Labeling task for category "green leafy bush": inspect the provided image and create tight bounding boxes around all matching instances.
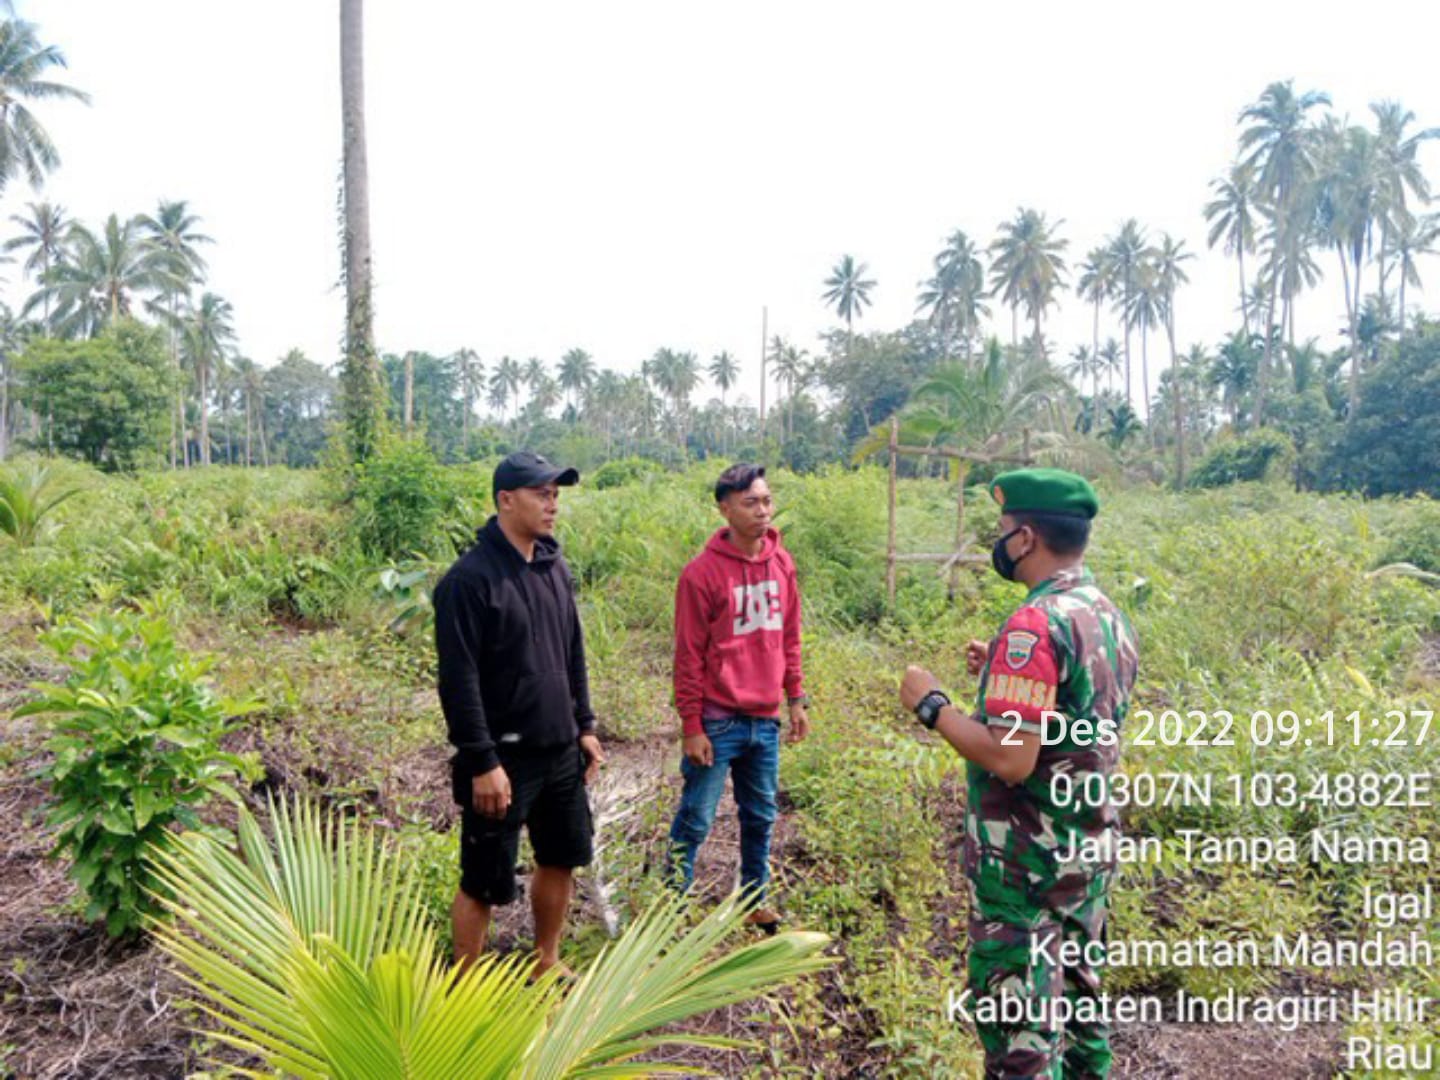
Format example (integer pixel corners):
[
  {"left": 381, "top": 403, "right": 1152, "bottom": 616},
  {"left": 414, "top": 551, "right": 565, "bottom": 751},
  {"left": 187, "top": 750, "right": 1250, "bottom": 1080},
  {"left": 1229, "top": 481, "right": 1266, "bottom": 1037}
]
[
  {"left": 590, "top": 455, "right": 664, "bottom": 490},
  {"left": 18, "top": 606, "right": 261, "bottom": 936},
  {"left": 350, "top": 437, "right": 456, "bottom": 560},
  {"left": 1187, "top": 429, "right": 1296, "bottom": 489},
  {"left": 1379, "top": 496, "right": 1440, "bottom": 574}
]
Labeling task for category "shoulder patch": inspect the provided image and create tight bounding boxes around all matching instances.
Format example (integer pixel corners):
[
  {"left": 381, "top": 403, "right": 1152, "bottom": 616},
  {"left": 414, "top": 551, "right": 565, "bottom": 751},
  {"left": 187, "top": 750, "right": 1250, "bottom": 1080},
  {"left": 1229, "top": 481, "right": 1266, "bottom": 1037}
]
[{"left": 1004, "top": 629, "right": 1039, "bottom": 668}]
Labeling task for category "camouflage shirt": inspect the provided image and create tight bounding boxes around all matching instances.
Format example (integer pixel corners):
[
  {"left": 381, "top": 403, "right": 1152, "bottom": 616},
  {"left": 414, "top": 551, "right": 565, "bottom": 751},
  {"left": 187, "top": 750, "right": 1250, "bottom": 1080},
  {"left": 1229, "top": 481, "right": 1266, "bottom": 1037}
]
[{"left": 965, "top": 566, "right": 1140, "bottom": 911}]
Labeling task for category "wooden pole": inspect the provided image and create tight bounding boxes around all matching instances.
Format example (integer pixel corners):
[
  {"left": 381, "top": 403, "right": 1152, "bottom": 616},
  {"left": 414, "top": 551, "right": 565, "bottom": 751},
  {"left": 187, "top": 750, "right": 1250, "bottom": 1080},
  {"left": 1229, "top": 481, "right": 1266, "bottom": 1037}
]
[
  {"left": 886, "top": 416, "right": 898, "bottom": 608},
  {"left": 950, "top": 462, "right": 966, "bottom": 601}
]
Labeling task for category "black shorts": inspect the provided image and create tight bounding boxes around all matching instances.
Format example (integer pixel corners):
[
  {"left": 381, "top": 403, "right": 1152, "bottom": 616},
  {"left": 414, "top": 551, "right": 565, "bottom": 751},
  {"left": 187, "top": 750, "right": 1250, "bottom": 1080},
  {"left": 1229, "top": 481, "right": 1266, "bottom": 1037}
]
[{"left": 455, "top": 743, "right": 594, "bottom": 906}]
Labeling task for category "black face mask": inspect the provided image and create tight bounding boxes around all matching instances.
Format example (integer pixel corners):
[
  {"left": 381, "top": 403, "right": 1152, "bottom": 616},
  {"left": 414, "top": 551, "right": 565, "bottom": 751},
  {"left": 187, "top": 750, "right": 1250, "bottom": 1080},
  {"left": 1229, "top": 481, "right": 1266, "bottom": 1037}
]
[{"left": 991, "top": 526, "right": 1030, "bottom": 581}]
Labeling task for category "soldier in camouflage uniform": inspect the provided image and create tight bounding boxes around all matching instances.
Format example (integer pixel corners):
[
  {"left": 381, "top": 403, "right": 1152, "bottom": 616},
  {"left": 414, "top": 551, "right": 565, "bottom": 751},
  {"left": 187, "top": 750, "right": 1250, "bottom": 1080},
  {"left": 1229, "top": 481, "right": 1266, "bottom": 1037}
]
[{"left": 900, "top": 468, "right": 1139, "bottom": 1079}]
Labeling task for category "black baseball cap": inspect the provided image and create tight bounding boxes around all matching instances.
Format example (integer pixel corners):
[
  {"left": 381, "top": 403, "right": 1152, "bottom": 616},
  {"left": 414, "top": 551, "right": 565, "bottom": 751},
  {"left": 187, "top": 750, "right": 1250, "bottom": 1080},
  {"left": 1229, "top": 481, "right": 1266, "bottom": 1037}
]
[{"left": 492, "top": 450, "right": 580, "bottom": 501}]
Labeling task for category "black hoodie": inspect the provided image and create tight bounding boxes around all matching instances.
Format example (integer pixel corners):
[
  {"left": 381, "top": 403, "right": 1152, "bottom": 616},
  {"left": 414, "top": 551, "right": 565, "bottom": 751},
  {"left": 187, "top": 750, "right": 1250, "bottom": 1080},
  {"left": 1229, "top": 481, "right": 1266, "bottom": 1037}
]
[{"left": 434, "top": 516, "right": 595, "bottom": 777}]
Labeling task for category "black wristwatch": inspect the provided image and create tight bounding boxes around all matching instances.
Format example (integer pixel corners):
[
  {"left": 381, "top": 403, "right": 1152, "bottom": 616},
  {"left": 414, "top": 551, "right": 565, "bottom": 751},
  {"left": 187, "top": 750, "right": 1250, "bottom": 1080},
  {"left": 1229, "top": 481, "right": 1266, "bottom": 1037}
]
[{"left": 915, "top": 689, "right": 951, "bottom": 730}]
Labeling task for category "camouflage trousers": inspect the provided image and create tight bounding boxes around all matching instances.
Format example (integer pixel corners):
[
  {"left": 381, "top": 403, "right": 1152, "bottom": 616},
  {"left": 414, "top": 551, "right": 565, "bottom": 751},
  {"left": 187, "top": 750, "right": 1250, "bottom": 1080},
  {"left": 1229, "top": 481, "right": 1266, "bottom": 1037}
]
[{"left": 966, "top": 868, "right": 1114, "bottom": 1079}]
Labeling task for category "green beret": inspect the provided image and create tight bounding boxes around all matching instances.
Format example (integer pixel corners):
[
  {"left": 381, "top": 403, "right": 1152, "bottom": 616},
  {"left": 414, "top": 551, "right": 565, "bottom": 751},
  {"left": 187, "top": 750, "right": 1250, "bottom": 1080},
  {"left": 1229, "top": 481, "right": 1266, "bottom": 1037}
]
[{"left": 990, "top": 468, "right": 1099, "bottom": 519}]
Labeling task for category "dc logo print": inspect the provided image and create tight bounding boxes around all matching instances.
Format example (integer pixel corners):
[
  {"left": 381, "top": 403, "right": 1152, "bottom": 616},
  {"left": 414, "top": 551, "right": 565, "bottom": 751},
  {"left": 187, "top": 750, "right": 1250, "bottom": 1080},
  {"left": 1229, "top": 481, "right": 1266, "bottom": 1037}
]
[{"left": 733, "top": 581, "right": 782, "bottom": 636}]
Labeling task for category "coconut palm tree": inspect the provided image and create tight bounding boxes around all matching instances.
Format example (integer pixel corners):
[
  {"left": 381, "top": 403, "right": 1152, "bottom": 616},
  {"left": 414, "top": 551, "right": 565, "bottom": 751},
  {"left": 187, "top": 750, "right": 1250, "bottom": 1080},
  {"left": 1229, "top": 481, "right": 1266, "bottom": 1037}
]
[
  {"left": 670, "top": 350, "right": 700, "bottom": 449},
  {"left": 1387, "top": 211, "right": 1440, "bottom": 334},
  {"left": 1065, "top": 345, "right": 1100, "bottom": 400},
  {"left": 1121, "top": 255, "right": 1163, "bottom": 427},
  {"left": 1314, "top": 121, "right": 1381, "bottom": 411},
  {"left": 1105, "top": 220, "right": 1151, "bottom": 408},
  {"left": 451, "top": 347, "right": 481, "bottom": 455},
  {"left": 590, "top": 368, "right": 625, "bottom": 456},
  {"left": 1238, "top": 80, "right": 1330, "bottom": 423},
  {"left": 28, "top": 215, "right": 172, "bottom": 337},
  {"left": 522, "top": 357, "right": 546, "bottom": 399},
  {"left": 917, "top": 229, "right": 987, "bottom": 360},
  {"left": 0, "top": 18, "right": 89, "bottom": 194},
  {"left": 232, "top": 355, "right": 261, "bottom": 466},
  {"left": 821, "top": 254, "right": 876, "bottom": 357},
  {"left": 1210, "top": 331, "right": 1260, "bottom": 427},
  {"left": 489, "top": 356, "right": 522, "bottom": 423},
  {"left": 138, "top": 200, "right": 213, "bottom": 467},
  {"left": 1204, "top": 163, "right": 1260, "bottom": 334},
  {"left": 182, "top": 292, "right": 235, "bottom": 466},
  {"left": 707, "top": 350, "right": 739, "bottom": 452},
  {"left": 5, "top": 201, "right": 70, "bottom": 329},
  {"left": 526, "top": 372, "right": 560, "bottom": 419},
  {"left": 861, "top": 340, "right": 1068, "bottom": 524},
  {"left": 1076, "top": 247, "right": 1116, "bottom": 381},
  {"left": 149, "top": 797, "right": 830, "bottom": 1080},
  {"left": 556, "top": 347, "right": 595, "bottom": 418},
  {"left": 988, "top": 208, "right": 1069, "bottom": 353},
  {"left": 1370, "top": 100, "right": 1439, "bottom": 305},
  {"left": 1097, "top": 338, "right": 1123, "bottom": 396},
  {"left": 1153, "top": 234, "right": 1194, "bottom": 389},
  {"left": 340, "top": 0, "right": 384, "bottom": 462},
  {"left": 707, "top": 350, "right": 738, "bottom": 404},
  {"left": 771, "top": 344, "right": 809, "bottom": 441}
]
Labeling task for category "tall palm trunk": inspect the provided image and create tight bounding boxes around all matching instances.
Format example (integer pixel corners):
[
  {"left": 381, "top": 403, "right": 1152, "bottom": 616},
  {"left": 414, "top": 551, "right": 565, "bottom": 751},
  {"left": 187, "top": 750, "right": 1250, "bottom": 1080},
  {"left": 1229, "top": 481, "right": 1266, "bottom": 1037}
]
[
  {"left": 168, "top": 292, "right": 182, "bottom": 469},
  {"left": 1399, "top": 271, "right": 1408, "bottom": 336},
  {"left": 199, "top": 360, "right": 211, "bottom": 466},
  {"left": 1377, "top": 219, "right": 1390, "bottom": 309},
  {"left": 222, "top": 376, "right": 234, "bottom": 464},
  {"left": 244, "top": 390, "right": 253, "bottom": 466},
  {"left": 1090, "top": 299, "right": 1100, "bottom": 397},
  {"left": 340, "top": 0, "right": 384, "bottom": 462},
  {"left": 1348, "top": 241, "right": 1365, "bottom": 413},
  {"left": 1167, "top": 316, "right": 1183, "bottom": 478},
  {"left": 1140, "top": 325, "right": 1151, "bottom": 427},
  {"left": 1122, "top": 274, "right": 1133, "bottom": 406},
  {"left": 1237, "top": 247, "right": 1249, "bottom": 335},
  {"left": 1255, "top": 258, "right": 1281, "bottom": 427}
]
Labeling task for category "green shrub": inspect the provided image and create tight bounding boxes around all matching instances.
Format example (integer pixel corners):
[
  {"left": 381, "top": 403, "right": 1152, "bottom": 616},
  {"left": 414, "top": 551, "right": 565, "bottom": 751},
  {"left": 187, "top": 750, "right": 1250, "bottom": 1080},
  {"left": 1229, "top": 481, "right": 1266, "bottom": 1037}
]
[
  {"left": 17, "top": 606, "right": 261, "bottom": 936},
  {"left": 350, "top": 437, "right": 457, "bottom": 560},
  {"left": 1378, "top": 495, "right": 1440, "bottom": 574},
  {"left": 1187, "top": 429, "right": 1296, "bottom": 489},
  {"left": 590, "top": 456, "right": 664, "bottom": 490}
]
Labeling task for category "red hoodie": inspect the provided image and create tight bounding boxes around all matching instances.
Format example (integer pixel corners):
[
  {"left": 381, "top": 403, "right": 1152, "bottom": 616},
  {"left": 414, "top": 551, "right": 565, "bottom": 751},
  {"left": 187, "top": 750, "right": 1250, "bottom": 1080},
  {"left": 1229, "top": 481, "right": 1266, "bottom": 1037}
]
[{"left": 673, "top": 527, "right": 804, "bottom": 736}]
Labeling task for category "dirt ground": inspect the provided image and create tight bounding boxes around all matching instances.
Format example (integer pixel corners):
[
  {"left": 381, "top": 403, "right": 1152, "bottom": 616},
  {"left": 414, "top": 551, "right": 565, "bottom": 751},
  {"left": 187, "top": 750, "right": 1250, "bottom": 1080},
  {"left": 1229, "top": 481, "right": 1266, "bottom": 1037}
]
[{"left": 0, "top": 663, "right": 1347, "bottom": 1079}]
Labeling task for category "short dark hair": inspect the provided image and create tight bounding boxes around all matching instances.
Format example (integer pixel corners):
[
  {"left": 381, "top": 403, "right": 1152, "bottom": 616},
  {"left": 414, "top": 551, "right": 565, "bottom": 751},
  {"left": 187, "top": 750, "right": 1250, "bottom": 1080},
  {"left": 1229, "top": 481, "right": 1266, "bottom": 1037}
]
[
  {"left": 1009, "top": 510, "right": 1091, "bottom": 555},
  {"left": 715, "top": 463, "right": 766, "bottom": 503}
]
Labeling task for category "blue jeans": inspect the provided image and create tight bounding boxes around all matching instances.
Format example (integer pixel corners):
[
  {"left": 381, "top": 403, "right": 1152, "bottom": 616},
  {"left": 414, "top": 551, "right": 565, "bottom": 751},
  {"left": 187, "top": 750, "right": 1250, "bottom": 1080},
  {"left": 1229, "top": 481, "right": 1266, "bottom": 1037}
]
[{"left": 668, "top": 715, "right": 780, "bottom": 902}]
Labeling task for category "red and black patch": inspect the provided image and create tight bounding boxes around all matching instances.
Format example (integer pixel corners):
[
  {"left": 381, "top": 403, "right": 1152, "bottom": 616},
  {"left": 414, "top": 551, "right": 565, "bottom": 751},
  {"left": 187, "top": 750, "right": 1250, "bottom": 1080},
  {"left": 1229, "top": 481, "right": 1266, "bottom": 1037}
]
[{"left": 984, "top": 606, "right": 1058, "bottom": 728}]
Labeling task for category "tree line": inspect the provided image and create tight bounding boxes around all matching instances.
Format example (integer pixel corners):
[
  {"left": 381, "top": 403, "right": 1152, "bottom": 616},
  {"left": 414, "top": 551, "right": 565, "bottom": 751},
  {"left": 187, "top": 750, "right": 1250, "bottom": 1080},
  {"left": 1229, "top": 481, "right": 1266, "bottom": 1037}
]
[{"left": 0, "top": 8, "right": 1434, "bottom": 493}]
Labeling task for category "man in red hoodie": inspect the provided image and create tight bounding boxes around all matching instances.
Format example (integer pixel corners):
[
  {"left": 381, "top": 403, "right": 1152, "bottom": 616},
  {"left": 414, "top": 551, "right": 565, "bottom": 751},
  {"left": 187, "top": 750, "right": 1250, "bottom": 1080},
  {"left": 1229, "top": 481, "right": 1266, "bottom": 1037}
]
[{"left": 667, "top": 463, "right": 809, "bottom": 929}]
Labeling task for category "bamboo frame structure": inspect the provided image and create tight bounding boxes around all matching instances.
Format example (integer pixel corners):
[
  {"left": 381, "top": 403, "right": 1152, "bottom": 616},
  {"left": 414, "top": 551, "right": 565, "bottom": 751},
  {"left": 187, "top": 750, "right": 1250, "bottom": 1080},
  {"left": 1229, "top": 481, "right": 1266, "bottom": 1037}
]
[{"left": 884, "top": 416, "right": 1033, "bottom": 607}]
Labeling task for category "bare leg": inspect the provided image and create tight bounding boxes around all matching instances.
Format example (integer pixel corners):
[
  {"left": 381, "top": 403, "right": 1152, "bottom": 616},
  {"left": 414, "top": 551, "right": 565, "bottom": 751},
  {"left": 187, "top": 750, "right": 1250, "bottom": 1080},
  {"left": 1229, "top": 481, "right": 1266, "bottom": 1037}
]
[
  {"left": 452, "top": 888, "right": 492, "bottom": 970},
  {"left": 530, "top": 865, "right": 574, "bottom": 975}
]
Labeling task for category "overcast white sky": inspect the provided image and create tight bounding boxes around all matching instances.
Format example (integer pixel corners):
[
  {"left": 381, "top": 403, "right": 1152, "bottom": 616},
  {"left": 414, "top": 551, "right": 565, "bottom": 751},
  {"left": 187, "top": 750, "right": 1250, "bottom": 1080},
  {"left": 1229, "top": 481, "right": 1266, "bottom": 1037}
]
[{"left": 6, "top": 1, "right": 1439, "bottom": 408}]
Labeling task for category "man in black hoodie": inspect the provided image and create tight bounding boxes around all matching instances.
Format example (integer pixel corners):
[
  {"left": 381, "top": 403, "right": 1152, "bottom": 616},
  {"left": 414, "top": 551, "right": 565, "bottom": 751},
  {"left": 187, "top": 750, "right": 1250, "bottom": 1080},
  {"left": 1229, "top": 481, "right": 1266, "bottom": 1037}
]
[{"left": 435, "top": 450, "right": 605, "bottom": 978}]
